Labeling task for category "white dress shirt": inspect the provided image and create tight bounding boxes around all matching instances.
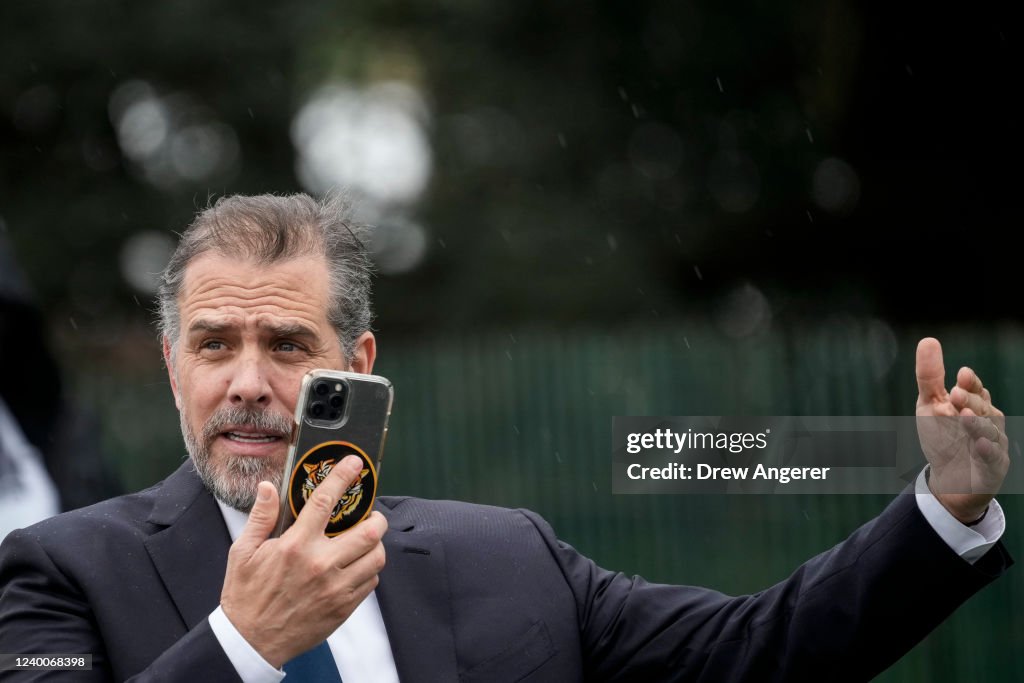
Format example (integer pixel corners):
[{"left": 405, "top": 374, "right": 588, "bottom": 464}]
[{"left": 209, "top": 470, "right": 1005, "bottom": 681}]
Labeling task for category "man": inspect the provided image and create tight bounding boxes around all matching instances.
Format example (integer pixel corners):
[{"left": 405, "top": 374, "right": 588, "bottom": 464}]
[{"left": 0, "top": 193, "right": 1011, "bottom": 682}]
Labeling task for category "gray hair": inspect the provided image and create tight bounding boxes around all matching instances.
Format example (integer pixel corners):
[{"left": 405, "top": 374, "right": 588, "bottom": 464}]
[{"left": 157, "top": 193, "right": 374, "bottom": 362}]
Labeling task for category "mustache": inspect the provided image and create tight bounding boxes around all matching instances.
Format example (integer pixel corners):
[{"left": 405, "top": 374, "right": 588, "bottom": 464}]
[{"left": 200, "top": 406, "right": 293, "bottom": 444}]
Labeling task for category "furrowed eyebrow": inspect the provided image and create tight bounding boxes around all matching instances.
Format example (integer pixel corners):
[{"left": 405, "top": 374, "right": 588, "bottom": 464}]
[
  {"left": 185, "top": 319, "right": 320, "bottom": 340},
  {"left": 187, "top": 320, "right": 232, "bottom": 335},
  {"left": 258, "top": 321, "right": 320, "bottom": 339}
]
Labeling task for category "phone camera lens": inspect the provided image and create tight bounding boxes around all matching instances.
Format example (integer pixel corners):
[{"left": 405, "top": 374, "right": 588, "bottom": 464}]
[
  {"left": 313, "top": 381, "right": 330, "bottom": 396},
  {"left": 310, "top": 401, "right": 326, "bottom": 418},
  {"left": 328, "top": 409, "right": 341, "bottom": 420},
  {"left": 329, "top": 394, "right": 343, "bottom": 408}
]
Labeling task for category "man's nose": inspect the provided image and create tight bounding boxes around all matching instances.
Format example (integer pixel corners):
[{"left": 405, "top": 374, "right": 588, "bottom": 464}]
[{"left": 227, "top": 354, "right": 272, "bottom": 406}]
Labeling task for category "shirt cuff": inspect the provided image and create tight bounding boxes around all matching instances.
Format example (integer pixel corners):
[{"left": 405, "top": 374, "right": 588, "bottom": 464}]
[
  {"left": 914, "top": 467, "right": 1006, "bottom": 564},
  {"left": 208, "top": 606, "right": 285, "bottom": 683}
]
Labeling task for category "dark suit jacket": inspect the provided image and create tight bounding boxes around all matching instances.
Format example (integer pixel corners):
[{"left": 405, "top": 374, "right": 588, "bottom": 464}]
[{"left": 0, "top": 461, "right": 1012, "bottom": 682}]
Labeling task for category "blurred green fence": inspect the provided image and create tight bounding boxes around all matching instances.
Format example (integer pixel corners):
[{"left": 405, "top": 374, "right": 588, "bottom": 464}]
[{"left": 86, "top": 319, "right": 1024, "bottom": 681}]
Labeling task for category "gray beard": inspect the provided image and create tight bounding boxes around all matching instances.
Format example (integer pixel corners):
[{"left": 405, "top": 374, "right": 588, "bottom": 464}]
[{"left": 181, "top": 405, "right": 293, "bottom": 512}]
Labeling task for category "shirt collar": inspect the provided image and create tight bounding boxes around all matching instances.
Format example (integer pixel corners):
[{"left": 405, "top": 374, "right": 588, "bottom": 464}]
[{"left": 215, "top": 498, "right": 250, "bottom": 542}]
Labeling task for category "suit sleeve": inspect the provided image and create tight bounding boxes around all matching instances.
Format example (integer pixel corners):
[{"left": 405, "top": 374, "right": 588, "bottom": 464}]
[
  {"left": 0, "top": 529, "right": 241, "bottom": 683},
  {"left": 519, "top": 493, "right": 1011, "bottom": 682}
]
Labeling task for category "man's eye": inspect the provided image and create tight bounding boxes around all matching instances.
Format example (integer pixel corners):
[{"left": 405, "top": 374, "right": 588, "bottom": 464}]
[
  {"left": 201, "top": 340, "right": 225, "bottom": 351},
  {"left": 276, "top": 341, "right": 300, "bottom": 352}
]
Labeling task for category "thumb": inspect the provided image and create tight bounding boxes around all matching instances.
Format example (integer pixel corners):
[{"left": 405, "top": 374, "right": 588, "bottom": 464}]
[
  {"left": 915, "top": 337, "right": 948, "bottom": 405},
  {"left": 234, "top": 482, "right": 279, "bottom": 556}
]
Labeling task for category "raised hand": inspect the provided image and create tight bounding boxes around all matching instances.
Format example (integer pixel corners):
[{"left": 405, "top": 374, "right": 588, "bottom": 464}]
[
  {"left": 915, "top": 337, "right": 1009, "bottom": 523},
  {"left": 220, "top": 454, "right": 388, "bottom": 667}
]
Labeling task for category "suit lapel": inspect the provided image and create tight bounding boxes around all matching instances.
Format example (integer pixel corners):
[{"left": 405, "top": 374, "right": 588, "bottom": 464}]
[
  {"left": 143, "top": 461, "right": 232, "bottom": 630},
  {"left": 375, "top": 498, "right": 459, "bottom": 683}
]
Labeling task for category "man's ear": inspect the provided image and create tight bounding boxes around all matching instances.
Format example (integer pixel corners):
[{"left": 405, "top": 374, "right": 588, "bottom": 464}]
[
  {"left": 348, "top": 331, "right": 377, "bottom": 374},
  {"left": 162, "top": 336, "right": 182, "bottom": 411}
]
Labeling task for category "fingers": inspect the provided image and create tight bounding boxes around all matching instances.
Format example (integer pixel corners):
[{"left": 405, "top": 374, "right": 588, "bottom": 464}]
[
  {"left": 950, "top": 366, "right": 1006, "bottom": 430},
  {"left": 337, "top": 531, "right": 387, "bottom": 580},
  {"left": 321, "top": 525, "right": 386, "bottom": 618},
  {"left": 915, "top": 337, "right": 948, "bottom": 405},
  {"left": 961, "top": 409, "right": 1002, "bottom": 439},
  {"left": 957, "top": 410, "right": 1008, "bottom": 467},
  {"left": 351, "top": 510, "right": 388, "bottom": 546},
  {"left": 950, "top": 385, "right": 989, "bottom": 416},
  {"left": 234, "top": 482, "right": 279, "bottom": 557},
  {"left": 973, "top": 431, "right": 1008, "bottom": 464},
  {"left": 293, "top": 455, "right": 365, "bottom": 538},
  {"left": 956, "top": 366, "right": 985, "bottom": 395},
  {"left": 324, "top": 511, "right": 389, "bottom": 568}
]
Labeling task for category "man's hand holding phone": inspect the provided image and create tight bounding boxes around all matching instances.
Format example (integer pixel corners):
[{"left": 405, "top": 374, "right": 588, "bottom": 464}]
[{"left": 219, "top": 455, "right": 388, "bottom": 668}]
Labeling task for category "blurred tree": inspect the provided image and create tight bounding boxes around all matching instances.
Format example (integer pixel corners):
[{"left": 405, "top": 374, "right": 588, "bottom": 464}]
[{"left": 1, "top": 1, "right": 1016, "bottom": 347}]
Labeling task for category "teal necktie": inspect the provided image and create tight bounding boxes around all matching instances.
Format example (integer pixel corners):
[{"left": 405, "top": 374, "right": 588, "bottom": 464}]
[{"left": 283, "top": 641, "right": 343, "bottom": 682}]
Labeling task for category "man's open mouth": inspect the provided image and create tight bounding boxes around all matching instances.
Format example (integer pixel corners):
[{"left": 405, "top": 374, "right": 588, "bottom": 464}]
[{"left": 223, "top": 431, "right": 284, "bottom": 444}]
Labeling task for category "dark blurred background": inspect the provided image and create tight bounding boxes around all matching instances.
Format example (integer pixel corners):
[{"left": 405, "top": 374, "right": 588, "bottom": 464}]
[{"left": 1, "top": 1, "right": 1019, "bottom": 679}]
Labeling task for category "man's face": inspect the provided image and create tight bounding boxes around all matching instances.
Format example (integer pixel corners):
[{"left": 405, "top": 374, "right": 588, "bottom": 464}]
[{"left": 163, "top": 252, "right": 374, "bottom": 511}]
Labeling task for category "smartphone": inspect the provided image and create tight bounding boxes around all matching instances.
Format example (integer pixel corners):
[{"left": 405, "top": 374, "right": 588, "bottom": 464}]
[{"left": 273, "top": 369, "right": 393, "bottom": 538}]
